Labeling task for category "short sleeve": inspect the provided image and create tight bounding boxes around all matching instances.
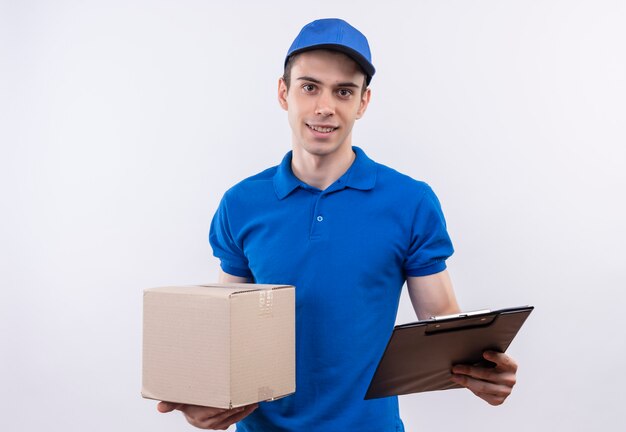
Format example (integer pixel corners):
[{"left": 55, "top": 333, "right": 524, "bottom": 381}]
[
  {"left": 208, "top": 194, "right": 253, "bottom": 279},
  {"left": 403, "top": 185, "right": 454, "bottom": 277}
]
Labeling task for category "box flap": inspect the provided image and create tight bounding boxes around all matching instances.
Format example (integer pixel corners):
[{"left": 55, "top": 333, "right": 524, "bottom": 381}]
[{"left": 144, "top": 284, "right": 293, "bottom": 299}]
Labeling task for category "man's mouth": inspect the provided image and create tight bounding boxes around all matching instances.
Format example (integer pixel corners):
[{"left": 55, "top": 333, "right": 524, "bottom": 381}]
[{"left": 306, "top": 124, "right": 338, "bottom": 133}]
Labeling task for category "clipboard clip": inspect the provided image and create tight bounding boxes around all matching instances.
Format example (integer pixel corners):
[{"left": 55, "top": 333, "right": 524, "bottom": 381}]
[
  {"left": 429, "top": 309, "right": 491, "bottom": 321},
  {"left": 425, "top": 309, "right": 495, "bottom": 334}
]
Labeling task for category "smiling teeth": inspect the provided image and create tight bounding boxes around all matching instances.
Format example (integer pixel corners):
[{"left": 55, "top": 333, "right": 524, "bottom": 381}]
[{"left": 309, "top": 125, "right": 336, "bottom": 133}]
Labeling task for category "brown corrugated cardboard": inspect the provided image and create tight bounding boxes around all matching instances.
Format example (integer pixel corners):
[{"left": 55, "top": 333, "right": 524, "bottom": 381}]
[{"left": 142, "top": 284, "right": 295, "bottom": 409}]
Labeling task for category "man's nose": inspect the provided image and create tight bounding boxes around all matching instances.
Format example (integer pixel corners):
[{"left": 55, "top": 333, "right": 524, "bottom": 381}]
[{"left": 315, "top": 91, "right": 335, "bottom": 116}]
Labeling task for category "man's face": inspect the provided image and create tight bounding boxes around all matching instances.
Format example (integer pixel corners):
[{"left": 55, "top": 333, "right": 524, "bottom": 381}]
[{"left": 278, "top": 50, "right": 371, "bottom": 158}]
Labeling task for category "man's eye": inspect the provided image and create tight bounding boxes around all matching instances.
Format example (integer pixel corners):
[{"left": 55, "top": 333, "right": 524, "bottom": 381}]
[
  {"left": 303, "top": 84, "right": 316, "bottom": 92},
  {"left": 338, "top": 89, "right": 353, "bottom": 97}
]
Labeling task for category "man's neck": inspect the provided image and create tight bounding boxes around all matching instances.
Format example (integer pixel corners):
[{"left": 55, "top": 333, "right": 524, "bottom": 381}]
[{"left": 291, "top": 145, "right": 356, "bottom": 190}]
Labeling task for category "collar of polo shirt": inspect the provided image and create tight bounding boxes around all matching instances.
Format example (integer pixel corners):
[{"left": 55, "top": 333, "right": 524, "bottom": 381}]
[{"left": 273, "top": 146, "right": 378, "bottom": 200}]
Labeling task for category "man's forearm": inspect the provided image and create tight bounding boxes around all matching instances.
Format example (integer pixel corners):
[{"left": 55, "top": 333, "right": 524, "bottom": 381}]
[{"left": 406, "top": 270, "right": 460, "bottom": 320}]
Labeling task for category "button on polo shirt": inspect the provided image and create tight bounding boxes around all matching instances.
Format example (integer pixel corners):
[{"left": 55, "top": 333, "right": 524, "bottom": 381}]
[{"left": 210, "top": 146, "right": 453, "bottom": 432}]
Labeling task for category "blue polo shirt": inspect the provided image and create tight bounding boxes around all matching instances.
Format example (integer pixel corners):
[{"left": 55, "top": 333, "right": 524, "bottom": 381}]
[{"left": 209, "top": 146, "right": 454, "bottom": 432}]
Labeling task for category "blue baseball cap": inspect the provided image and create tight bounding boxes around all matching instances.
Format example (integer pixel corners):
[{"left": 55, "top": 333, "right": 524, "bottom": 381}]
[{"left": 285, "top": 18, "right": 375, "bottom": 85}]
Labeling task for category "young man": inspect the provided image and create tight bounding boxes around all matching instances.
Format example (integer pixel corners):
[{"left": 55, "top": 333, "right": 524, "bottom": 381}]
[{"left": 158, "top": 18, "right": 518, "bottom": 431}]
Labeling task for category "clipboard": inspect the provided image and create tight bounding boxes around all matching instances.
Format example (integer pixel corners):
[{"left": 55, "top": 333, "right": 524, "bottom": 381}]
[{"left": 365, "top": 306, "right": 534, "bottom": 400}]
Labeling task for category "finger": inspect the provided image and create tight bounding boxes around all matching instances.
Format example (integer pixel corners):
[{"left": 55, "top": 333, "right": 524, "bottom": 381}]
[
  {"left": 181, "top": 404, "right": 228, "bottom": 419},
  {"left": 212, "top": 404, "right": 258, "bottom": 430},
  {"left": 184, "top": 411, "right": 229, "bottom": 429},
  {"left": 157, "top": 401, "right": 183, "bottom": 413},
  {"left": 451, "top": 365, "right": 516, "bottom": 387},
  {"left": 211, "top": 404, "right": 257, "bottom": 425},
  {"left": 187, "top": 407, "right": 251, "bottom": 429},
  {"left": 450, "top": 373, "right": 513, "bottom": 397},
  {"left": 181, "top": 404, "right": 229, "bottom": 428},
  {"left": 471, "top": 390, "right": 507, "bottom": 406},
  {"left": 484, "top": 351, "right": 518, "bottom": 372}
]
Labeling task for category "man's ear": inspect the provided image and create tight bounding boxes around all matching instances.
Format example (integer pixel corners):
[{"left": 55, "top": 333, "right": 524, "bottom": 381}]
[
  {"left": 278, "top": 77, "right": 289, "bottom": 111},
  {"left": 356, "top": 87, "right": 372, "bottom": 119}
]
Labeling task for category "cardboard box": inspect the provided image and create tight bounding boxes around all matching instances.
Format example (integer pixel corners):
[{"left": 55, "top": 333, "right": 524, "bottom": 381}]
[{"left": 142, "top": 283, "right": 295, "bottom": 408}]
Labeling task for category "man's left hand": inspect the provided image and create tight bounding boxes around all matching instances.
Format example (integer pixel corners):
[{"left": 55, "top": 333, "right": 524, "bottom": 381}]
[{"left": 450, "top": 351, "right": 517, "bottom": 406}]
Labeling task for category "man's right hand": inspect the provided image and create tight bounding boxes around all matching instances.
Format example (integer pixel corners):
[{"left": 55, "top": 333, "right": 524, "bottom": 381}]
[{"left": 157, "top": 401, "right": 258, "bottom": 430}]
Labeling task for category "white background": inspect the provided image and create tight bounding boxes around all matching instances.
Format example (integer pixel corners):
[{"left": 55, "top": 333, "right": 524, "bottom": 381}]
[{"left": 2, "top": 1, "right": 625, "bottom": 431}]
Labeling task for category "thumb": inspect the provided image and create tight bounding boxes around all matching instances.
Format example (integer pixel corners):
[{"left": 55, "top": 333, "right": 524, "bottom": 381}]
[{"left": 157, "top": 401, "right": 183, "bottom": 413}]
